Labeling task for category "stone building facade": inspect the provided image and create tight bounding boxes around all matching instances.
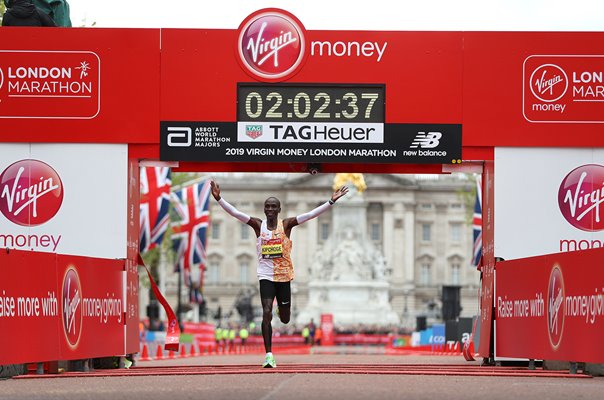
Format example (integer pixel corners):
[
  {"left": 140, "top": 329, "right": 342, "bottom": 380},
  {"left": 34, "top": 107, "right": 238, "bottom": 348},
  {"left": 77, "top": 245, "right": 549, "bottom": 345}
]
[
  {"left": 190, "top": 172, "right": 480, "bottom": 330},
  {"left": 151, "top": 173, "right": 479, "bottom": 330}
]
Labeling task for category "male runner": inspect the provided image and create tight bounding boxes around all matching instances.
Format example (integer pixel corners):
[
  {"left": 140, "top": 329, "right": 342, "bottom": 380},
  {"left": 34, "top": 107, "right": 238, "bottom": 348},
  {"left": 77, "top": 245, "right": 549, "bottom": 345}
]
[{"left": 210, "top": 180, "right": 348, "bottom": 368}]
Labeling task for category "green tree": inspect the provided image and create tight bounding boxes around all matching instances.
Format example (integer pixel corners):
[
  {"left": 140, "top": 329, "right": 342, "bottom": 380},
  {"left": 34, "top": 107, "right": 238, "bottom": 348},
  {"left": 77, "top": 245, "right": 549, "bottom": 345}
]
[{"left": 0, "top": 1, "right": 5, "bottom": 25}]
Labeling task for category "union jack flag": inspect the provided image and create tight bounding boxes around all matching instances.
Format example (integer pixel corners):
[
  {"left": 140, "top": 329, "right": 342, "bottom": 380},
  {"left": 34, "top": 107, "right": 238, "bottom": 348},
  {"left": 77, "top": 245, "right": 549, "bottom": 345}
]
[
  {"left": 471, "top": 175, "right": 483, "bottom": 268},
  {"left": 140, "top": 167, "right": 172, "bottom": 253},
  {"left": 171, "top": 180, "right": 211, "bottom": 284}
]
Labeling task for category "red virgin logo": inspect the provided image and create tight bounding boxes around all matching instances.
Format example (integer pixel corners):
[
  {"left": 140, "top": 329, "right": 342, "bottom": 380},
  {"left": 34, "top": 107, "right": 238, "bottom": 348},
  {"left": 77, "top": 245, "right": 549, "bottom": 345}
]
[
  {"left": 237, "top": 9, "right": 306, "bottom": 81},
  {"left": 62, "top": 267, "right": 82, "bottom": 348},
  {"left": 558, "top": 164, "right": 604, "bottom": 232},
  {"left": 529, "top": 64, "right": 568, "bottom": 102},
  {"left": 0, "top": 159, "right": 64, "bottom": 226},
  {"left": 547, "top": 265, "right": 565, "bottom": 350}
]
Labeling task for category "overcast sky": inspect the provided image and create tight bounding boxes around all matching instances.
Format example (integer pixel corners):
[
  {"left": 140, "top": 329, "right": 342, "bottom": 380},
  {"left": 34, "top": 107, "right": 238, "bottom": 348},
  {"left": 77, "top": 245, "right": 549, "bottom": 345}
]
[{"left": 68, "top": 0, "right": 604, "bottom": 31}]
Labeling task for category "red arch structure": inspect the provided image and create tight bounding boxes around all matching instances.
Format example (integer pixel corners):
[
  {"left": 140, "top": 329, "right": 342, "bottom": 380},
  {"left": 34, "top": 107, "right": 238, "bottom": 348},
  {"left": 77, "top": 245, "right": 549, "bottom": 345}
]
[{"left": 1, "top": 9, "right": 603, "bottom": 366}]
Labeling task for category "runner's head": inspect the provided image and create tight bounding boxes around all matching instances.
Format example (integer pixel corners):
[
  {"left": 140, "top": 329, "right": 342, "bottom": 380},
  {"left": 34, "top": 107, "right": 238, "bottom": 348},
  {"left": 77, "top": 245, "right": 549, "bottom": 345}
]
[{"left": 264, "top": 197, "right": 281, "bottom": 219}]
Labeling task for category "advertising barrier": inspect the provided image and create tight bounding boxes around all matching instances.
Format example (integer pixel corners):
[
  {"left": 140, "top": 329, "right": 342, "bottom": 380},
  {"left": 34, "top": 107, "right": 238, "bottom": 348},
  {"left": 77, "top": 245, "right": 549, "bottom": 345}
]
[
  {"left": 495, "top": 247, "right": 604, "bottom": 363},
  {"left": 0, "top": 249, "right": 125, "bottom": 365}
]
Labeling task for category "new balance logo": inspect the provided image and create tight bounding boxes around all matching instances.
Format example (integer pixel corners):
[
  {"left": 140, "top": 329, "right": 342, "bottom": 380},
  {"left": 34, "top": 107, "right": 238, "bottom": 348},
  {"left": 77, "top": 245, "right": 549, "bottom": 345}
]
[{"left": 410, "top": 131, "right": 442, "bottom": 149}]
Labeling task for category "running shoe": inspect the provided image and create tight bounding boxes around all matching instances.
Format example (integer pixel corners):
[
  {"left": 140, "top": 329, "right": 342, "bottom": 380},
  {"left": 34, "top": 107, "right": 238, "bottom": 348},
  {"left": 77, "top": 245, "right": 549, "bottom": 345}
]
[{"left": 262, "top": 353, "right": 277, "bottom": 368}]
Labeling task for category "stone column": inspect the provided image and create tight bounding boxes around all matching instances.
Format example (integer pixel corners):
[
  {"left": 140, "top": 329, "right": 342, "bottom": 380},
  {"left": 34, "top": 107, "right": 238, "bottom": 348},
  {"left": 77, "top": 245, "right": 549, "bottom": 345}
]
[{"left": 403, "top": 202, "right": 416, "bottom": 286}]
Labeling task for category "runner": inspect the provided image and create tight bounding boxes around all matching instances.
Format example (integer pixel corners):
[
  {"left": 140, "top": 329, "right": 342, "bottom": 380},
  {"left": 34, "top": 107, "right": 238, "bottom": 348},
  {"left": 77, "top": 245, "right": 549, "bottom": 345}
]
[{"left": 210, "top": 179, "right": 348, "bottom": 368}]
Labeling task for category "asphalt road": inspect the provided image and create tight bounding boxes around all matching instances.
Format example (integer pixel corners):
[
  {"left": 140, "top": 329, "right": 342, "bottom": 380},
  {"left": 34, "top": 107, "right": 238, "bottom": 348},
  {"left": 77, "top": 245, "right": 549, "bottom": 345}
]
[{"left": 1, "top": 350, "right": 603, "bottom": 400}]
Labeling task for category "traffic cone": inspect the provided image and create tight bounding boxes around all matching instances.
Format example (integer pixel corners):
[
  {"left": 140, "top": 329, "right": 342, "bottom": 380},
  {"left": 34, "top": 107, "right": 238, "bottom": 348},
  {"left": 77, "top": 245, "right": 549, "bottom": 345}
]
[
  {"left": 180, "top": 344, "right": 188, "bottom": 358},
  {"left": 168, "top": 350, "right": 175, "bottom": 359},
  {"left": 155, "top": 344, "right": 164, "bottom": 360},
  {"left": 139, "top": 343, "right": 151, "bottom": 361},
  {"left": 190, "top": 344, "right": 198, "bottom": 357}
]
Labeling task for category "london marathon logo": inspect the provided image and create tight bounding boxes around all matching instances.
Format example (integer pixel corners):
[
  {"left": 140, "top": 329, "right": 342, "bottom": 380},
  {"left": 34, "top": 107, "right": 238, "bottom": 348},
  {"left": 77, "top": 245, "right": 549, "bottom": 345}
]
[
  {"left": 62, "top": 267, "right": 82, "bottom": 348},
  {"left": 237, "top": 9, "right": 306, "bottom": 81},
  {"left": 547, "top": 265, "right": 565, "bottom": 350},
  {"left": 0, "top": 159, "right": 64, "bottom": 226},
  {"left": 558, "top": 164, "right": 604, "bottom": 232}
]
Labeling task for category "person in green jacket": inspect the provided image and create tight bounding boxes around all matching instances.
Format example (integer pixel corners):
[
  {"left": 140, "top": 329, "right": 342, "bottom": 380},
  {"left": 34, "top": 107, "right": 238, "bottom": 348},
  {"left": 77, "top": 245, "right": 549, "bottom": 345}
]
[
  {"left": 239, "top": 327, "right": 249, "bottom": 347},
  {"left": 302, "top": 326, "right": 310, "bottom": 345}
]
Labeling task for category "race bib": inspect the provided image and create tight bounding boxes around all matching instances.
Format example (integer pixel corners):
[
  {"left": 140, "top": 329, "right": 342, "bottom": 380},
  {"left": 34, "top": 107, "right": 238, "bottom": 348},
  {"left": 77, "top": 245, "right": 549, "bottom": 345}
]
[{"left": 261, "top": 238, "right": 283, "bottom": 259}]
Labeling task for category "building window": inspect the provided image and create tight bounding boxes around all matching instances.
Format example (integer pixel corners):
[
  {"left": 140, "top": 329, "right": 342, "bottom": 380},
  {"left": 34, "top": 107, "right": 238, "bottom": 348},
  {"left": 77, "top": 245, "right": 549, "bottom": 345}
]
[
  {"left": 240, "top": 224, "right": 249, "bottom": 240},
  {"left": 421, "top": 203, "right": 432, "bottom": 209},
  {"left": 207, "top": 260, "right": 220, "bottom": 284},
  {"left": 450, "top": 203, "right": 462, "bottom": 209},
  {"left": 239, "top": 260, "right": 249, "bottom": 284},
  {"left": 450, "top": 223, "right": 461, "bottom": 243},
  {"left": 420, "top": 263, "right": 431, "bottom": 285},
  {"left": 421, "top": 223, "right": 431, "bottom": 242},
  {"left": 370, "top": 222, "right": 381, "bottom": 241},
  {"left": 211, "top": 222, "right": 220, "bottom": 240},
  {"left": 451, "top": 263, "right": 460, "bottom": 285},
  {"left": 320, "top": 222, "right": 330, "bottom": 241}
]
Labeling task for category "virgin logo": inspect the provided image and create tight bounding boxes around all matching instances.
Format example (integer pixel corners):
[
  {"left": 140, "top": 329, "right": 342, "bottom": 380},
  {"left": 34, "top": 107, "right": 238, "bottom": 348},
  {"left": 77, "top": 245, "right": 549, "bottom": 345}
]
[
  {"left": 547, "top": 265, "right": 565, "bottom": 350},
  {"left": 529, "top": 64, "right": 568, "bottom": 102},
  {"left": 558, "top": 164, "right": 604, "bottom": 232},
  {"left": 237, "top": 9, "right": 306, "bottom": 81},
  {"left": 0, "top": 159, "right": 63, "bottom": 226},
  {"left": 62, "top": 267, "right": 82, "bottom": 348}
]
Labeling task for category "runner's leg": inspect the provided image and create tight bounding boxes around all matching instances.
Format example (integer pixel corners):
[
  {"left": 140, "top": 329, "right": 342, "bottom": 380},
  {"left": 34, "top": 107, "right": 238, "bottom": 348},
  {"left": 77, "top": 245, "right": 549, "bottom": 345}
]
[
  {"left": 259, "top": 280, "right": 276, "bottom": 353},
  {"left": 275, "top": 281, "right": 291, "bottom": 324}
]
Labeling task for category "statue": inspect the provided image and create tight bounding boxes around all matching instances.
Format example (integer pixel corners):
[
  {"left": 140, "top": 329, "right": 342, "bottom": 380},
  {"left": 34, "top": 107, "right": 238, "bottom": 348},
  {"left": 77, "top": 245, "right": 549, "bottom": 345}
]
[{"left": 333, "top": 173, "right": 367, "bottom": 193}]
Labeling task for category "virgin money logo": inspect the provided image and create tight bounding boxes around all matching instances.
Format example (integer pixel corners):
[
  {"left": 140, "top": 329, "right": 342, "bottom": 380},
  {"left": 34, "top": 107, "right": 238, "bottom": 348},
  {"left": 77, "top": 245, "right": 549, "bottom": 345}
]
[
  {"left": 529, "top": 64, "right": 568, "bottom": 102},
  {"left": 62, "top": 267, "right": 82, "bottom": 348},
  {"left": 547, "top": 265, "right": 565, "bottom": 350},
  {"left": 558, "top": 164, "right": 604, "bottom": 232},
  {"left": 237, "top": 9, "right": 306, "bottom": 81},
  {"left": 0, "top": 159, "right": 64, "bottom": 226}
]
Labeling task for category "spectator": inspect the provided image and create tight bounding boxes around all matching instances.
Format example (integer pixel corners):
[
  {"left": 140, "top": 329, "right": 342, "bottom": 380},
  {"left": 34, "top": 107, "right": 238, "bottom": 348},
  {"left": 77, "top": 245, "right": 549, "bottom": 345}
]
[
  {"left": 32, "top": 0, "right": 71, "bottom": 27},
  {"left": 315, "top": 326, "right": 323, "bottom": 346},
  {"left": 301, "top": 325, "right": 310, "bottom": 344},
  {"left": 2, "top": 0, "right": 56, "bottom": 26},
  {"left": 239, "top": 326, "right": 249, "bottom": 347}
]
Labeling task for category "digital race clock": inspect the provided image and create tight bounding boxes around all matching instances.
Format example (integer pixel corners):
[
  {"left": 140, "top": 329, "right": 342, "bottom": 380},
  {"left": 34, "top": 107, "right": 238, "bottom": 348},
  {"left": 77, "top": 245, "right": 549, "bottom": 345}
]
[{"left": 237, "top": 84, "right": 385, "bottom": 123}]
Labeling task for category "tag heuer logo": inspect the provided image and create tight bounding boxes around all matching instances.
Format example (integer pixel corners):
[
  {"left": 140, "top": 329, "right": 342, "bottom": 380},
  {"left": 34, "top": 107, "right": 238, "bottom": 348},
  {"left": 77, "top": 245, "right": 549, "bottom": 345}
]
[{"left": 246, "top": 125, "right": 263, "bottom": 139}]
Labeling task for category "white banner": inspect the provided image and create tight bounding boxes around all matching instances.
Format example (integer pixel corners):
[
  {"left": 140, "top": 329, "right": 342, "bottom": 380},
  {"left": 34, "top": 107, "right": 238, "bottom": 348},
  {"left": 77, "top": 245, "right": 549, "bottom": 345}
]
[
  {"left": 237, "top": 122, "right": 384, "bottom": 143},
  {"left": 494, "top": 147, "right": 604, "bottom": 260},
  {"left": 0, "top": 144, "right": 127, "bottom": 258}
]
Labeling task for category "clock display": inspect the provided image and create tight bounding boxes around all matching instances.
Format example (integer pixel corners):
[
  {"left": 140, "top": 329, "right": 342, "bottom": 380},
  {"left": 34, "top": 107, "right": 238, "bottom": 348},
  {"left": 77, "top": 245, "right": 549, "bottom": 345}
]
[{"left": 237, "top": 84, "right": 385, "bottom": 123}]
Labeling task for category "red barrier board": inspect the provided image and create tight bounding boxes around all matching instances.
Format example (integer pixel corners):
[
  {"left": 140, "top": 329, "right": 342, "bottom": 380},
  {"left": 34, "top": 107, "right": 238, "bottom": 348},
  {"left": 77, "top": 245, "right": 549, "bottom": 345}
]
[
  {"left": 0, "top": 249, "right": 125, "bottom": 365},
  {"left": 495, "top": 247, "right": 604, "bottom": 363},
  {"left": 0, "top": 28, "right": 159, "bottom": 143}
]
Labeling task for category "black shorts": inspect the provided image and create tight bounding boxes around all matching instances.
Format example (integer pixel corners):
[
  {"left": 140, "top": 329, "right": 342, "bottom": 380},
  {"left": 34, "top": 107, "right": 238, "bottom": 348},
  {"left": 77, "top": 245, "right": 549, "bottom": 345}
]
[{"left": 259, "top": 280, "right": 291, "bottom": 308}]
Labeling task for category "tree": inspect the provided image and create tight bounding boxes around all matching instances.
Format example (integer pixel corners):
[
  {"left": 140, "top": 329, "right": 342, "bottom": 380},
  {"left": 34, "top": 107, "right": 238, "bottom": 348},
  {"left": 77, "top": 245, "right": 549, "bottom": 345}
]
[{"left": 0, "top": 1, "right": 5, "bottom": 25}]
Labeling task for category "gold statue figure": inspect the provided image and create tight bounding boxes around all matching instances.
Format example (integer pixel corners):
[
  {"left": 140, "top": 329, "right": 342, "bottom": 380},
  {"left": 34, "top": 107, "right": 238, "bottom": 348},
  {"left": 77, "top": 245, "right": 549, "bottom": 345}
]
[{"left": 333, "top": 173, "right": 367, "bottom": 193}]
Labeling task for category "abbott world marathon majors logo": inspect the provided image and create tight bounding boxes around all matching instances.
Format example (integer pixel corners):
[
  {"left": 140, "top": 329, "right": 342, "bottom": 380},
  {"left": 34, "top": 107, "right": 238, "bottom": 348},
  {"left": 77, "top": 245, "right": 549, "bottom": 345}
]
[
  {"left": 0, "top": 159, "right": 64, "bottom": 226},
  {"left": 62, "top": 267, "right": 82, "bottom": 348},
  {"left": 558, "top": 164, "right": 604, "bottom": 232},
  {"left": 237, "top": 9, "right": 306, "bottom": 82},
  {"left": 547, "top": 265, "right": 565, "bottom": 350}
]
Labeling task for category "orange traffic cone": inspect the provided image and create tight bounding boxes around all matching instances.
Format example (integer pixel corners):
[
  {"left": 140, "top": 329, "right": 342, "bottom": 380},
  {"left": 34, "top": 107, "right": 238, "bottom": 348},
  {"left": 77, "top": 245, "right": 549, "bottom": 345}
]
[
  {"left": 139, "top": 343, "right": 151, "bottom": 361},
  {"left": 180, "top": 344, "right": 188, "bottom": 358},
  {"left": 155, "top": 344, "right": 164, "bottom": 360},
  {"left": 168, "top": 349, "right": 175, "bottom": 359},
  {"left": 189, "top": 344, "right": 197, "bottom": 357}
]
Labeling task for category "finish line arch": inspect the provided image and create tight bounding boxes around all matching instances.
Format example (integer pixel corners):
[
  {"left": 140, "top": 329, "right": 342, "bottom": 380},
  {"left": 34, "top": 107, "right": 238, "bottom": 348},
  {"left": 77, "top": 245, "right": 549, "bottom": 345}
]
[{"left": 1, "top": 8, "right": 603, "bottom": 367}]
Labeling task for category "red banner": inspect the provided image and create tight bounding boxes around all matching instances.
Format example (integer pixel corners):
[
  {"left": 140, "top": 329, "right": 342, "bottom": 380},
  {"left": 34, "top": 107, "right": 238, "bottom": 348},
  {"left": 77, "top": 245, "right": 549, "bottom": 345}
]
[
  {"left": 477, "top": 160, "right": 495, "bottom": 358},
  {"left": 495, "top": 247, "right": 604, "bottom": 363},
  {"left": 0, "top": 249, "right": 124, "bottom": 365},
  {"left": 320, "top": 314, "right": 334, "bottom": 346},
  {"left": 125, "top": 157, "right": 141, "bottom": 353}
]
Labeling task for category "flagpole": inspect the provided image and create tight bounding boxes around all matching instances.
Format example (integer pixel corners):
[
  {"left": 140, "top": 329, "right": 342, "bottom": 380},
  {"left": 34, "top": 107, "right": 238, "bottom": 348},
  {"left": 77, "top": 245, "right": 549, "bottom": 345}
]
[{"left": 177, "top": 262, "right": 183, "bottom": 330}]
